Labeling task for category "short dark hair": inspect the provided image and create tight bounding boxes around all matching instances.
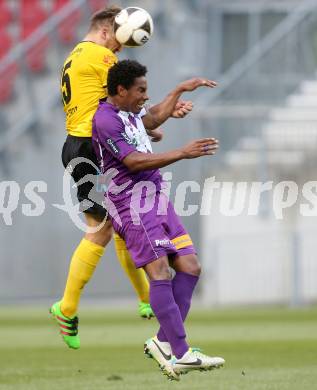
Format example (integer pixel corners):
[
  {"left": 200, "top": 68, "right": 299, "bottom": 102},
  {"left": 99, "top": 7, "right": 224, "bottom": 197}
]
[
  {"left": 89, "top": 5, "right": 122, "bottom": 31},
  {"left": 107, "top": 60, "right": 147, "bottom": 96}
]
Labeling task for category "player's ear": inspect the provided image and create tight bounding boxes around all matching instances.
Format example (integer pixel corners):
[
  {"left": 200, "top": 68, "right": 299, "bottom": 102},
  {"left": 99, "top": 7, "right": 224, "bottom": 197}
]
[
  {"left": 101, "top": 27, "right": 108, "bottom": 40},
  {"left": 117, "top": 85, "right": 127, "bottom": 97},
  {"left": 101, "top": 24, "right": 110, "bottom": 40}
]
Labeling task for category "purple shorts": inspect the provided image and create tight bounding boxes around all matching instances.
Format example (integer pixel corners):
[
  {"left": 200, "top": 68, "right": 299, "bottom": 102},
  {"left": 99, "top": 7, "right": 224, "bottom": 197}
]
[{"left": 110, "top": 192, "right": 196, "bottom": 268}]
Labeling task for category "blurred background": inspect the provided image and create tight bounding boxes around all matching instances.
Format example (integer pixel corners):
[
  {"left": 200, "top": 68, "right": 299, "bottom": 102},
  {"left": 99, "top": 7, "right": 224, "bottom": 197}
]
[{"left": 0, "top": 0, "right": 317, "bottom": 308}]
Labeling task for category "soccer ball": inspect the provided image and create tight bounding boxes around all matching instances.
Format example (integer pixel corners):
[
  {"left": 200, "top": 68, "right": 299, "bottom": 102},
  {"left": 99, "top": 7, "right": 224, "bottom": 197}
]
[{"left": 114, "top": 7, "right": 154, "bottom": 47}]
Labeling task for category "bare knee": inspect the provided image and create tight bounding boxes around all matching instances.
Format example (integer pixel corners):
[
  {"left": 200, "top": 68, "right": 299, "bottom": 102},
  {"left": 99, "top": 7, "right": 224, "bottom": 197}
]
[
  {"left": 144, "top": 257, "right": 172, "bottom": 280},
  {"left": 173, "top": 254, "right": 202, "bottom": 277},
  {"left": 85, "top": 215, "right": 113, "bottom": 247},
  {"left": 189, "top": 259, "right": 201, "bottom": 276}
]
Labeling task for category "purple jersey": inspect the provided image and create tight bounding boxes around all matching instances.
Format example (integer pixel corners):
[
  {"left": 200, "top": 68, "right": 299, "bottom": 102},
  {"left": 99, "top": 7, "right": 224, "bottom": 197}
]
[
  {"left": 92, "top": 101, "right": 162, "bottom": 205},
  {"left": 92, "top": 100, "right": 196, "bottom": 267}
]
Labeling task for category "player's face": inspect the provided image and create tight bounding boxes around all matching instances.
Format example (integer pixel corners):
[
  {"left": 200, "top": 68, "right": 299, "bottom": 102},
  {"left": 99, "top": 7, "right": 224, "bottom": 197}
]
[
  {"left": 103, "top": 24, "right": 122, "bottom": 53},
  {"left": 125, "top": 76, "right": 149, "bottom": 114}
]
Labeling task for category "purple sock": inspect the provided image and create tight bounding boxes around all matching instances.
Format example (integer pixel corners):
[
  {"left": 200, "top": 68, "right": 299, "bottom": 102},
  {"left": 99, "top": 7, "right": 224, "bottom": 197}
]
[
  {"left": 149, "top": 279, "right": 188, "bottom": 359},
  {"left": 157, "top": 272, "right": 199, "bottom": 343}
]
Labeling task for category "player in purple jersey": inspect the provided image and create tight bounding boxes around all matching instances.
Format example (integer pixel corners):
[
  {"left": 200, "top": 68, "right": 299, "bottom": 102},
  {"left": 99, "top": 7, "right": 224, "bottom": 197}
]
[{"left": 92, "top": 60, "right": 225, "bottom": 381}]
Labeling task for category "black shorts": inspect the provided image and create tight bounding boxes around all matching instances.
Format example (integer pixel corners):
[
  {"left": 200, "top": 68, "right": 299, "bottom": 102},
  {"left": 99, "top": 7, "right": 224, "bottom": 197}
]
[{"left": 61, "top": 135, "right": 107, "bottom": 218}]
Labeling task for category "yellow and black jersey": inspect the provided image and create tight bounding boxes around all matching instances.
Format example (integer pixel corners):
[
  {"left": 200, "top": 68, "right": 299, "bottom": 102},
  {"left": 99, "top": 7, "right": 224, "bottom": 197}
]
[{"left": 60, "top": 41, "right": 117, "bottom": 137}]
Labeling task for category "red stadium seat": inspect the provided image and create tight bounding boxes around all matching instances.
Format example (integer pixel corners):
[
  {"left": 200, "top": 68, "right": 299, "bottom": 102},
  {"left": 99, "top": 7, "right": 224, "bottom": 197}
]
[
  {"left": 0, "top": 28, "right": 12, "bottom": 58},
  {"left": 53, "top": 0, "right": 81, "bottom": 44},
  {"left": 0, "top": 29, "right": 17, "bottom": 103},
  {"left": 20, "top": 0, "right": 49, "bottom": 73},
  {"left": 20, "top": 0, "right": 48, "bottom": 37},
  {"left": 88, "top": 0, "right": 108, "bottom": 12},
  {"left": 0, "top": 67, "right": 16, "bottom": 103},
  {"left": 0, "top": 0, "right": 13, "bottom": 28}
]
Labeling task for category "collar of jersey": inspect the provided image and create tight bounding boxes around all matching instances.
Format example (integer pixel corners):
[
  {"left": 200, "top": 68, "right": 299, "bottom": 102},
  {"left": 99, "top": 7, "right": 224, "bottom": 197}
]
[{"left": 99, "top": 99, "right": 120, "bottom": 113}]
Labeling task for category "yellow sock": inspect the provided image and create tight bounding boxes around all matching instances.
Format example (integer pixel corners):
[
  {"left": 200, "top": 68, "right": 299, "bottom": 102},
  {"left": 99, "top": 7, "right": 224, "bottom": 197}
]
[
  {"left": 113, "top": 233, "right": 150, "bottom": 303},
  {"left": 61, "top": 238, "right": 104, "bottom": 318}
]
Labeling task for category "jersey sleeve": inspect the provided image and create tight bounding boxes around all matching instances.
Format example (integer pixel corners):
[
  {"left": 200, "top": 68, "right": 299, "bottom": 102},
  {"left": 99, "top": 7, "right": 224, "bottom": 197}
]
[{"left": 94, "top": 112, "right": 136, "bottom": 162}]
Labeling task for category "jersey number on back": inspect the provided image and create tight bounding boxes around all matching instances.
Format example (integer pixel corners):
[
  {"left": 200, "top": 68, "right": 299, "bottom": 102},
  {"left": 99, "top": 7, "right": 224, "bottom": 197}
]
[{"left": 61, "top": 60, "right": 72, "bottom": 105}]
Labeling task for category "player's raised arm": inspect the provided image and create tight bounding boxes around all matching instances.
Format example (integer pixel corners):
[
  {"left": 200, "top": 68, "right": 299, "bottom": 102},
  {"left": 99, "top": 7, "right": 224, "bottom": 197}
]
[
  {"left": 147, "top": 127, "right": 164, "bottom": 142},
  {"left": 171, "top": 100, "right": 194, "bottom": 118},
  {"left": 142, "top": 78, "right": 217, "bottom": 130},
  {"left": 123, "top": 138, "right": 219, "bottom": 172}
]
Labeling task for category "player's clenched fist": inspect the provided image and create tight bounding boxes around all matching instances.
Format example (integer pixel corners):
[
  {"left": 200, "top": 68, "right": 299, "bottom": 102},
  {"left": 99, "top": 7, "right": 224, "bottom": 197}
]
[
  {"left": 180, "top": 138, "right": 219, "bottom": 159},
  {"left": 171, "top": 100, "right": 193, "bottom": 118}
]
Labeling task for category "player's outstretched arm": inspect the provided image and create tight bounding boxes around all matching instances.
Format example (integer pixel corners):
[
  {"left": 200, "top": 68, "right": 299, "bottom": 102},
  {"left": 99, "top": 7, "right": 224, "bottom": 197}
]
[
  {"left": 171, "top": 100, "right": 193, "bottom": 118},
  {"left": 142, "top": 78, "right": 217, "bottom": 130},
  {"left": 147, "top": 127, "right": 164, "bottom": 142},
  {"left": 144, "top": 101, "right": 193, "bottom": 142},
  {"left": 123, "top": 138, "right": 219, "bottom": 172}
]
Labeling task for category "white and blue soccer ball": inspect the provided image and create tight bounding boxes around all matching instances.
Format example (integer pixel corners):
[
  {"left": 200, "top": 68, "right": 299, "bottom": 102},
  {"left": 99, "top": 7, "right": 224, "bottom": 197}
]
[{"left": 114, "top": 7, "right": 154, "bottom": 47}]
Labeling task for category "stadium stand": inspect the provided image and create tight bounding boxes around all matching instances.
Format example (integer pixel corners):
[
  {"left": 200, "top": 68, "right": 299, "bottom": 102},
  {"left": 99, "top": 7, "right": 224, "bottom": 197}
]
[
  {"left": 20, "top": 0, "right": 49, "bottom": 72},
  {"left": 0, "top": 0, "right": 13, "bottom": 28},
  {"left": 88, "top": 0, "right": 108, "bottom": 13},
  {"left": 53, "top": 0, "right": 82, "bottom": 44},
  {"left": 226, "top": 79, "right": 317, "bottom": 166},
  {"left": 0, "top": 0, "right": 316, "bottom": 306},
  {"left": 0, "top": 27, "right": 17, "bottom": 103},
  {"left": 0, "top": 28, "right": 12, "bottom": 61}
]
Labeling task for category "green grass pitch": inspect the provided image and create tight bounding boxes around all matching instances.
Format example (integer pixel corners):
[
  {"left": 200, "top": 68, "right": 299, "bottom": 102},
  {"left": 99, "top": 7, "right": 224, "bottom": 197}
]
[{"left": 0, "top": 306, "right": 316, "bottom": 390}]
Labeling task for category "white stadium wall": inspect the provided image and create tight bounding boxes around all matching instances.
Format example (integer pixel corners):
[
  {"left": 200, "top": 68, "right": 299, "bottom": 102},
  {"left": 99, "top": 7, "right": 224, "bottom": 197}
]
[{"left": 201, "top": 186, "right": 317, "bottom": 306}]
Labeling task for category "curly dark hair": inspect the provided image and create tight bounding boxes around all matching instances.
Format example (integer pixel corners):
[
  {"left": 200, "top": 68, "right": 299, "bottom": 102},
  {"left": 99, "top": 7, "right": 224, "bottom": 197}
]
[{"left": 107, "top": 60, "right": 147, "bottom": 96}]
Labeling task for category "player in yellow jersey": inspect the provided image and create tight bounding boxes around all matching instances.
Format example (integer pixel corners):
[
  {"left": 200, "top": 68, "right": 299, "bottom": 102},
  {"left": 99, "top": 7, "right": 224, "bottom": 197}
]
[{"left": 50, "top": 5, "right": 194, "bottom": 350}]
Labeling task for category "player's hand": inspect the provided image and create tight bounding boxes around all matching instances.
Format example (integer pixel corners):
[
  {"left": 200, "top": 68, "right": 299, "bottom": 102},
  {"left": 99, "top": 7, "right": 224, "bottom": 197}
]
[
  {"left": 171, "top": 100, "right": 193, "bottom": 118},
  {"left": 178, "top": 78, "right": 217, "bottom": 92},
  {"left": 180, "top": 138, "right": 219, "bottom": 159},
  {"left": 148, "top": 127, "right": 163, "bottom": 142}
]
